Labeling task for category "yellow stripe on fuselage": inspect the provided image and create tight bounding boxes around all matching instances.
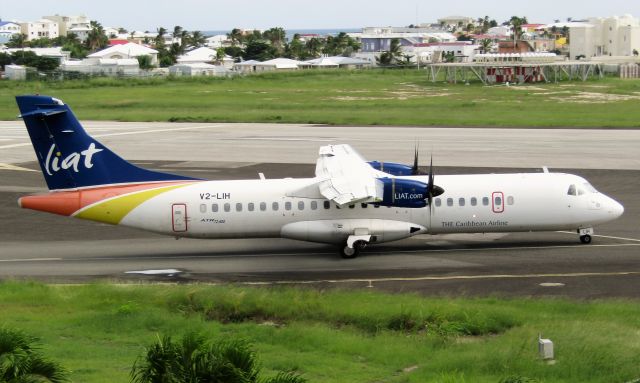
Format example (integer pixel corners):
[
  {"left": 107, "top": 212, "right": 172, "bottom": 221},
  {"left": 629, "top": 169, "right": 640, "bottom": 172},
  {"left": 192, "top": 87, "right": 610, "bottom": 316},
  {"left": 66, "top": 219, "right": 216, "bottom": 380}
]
[{"left": 75, "top": 184, "right": 189, "bottom": 225}]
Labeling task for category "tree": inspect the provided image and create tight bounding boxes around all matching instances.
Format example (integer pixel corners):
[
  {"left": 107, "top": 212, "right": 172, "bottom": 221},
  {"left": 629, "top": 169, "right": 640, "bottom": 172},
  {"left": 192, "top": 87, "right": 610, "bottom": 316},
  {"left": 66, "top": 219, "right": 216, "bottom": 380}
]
[
  {"left": 137, "top": 55, "right": 154, "bottom": 70},
  {"left": 131, "top": 332, "right": 305, "bottom": 383},
  {"left": 5, "top": 33, "right": 27, "bottom": 48},
  {"left": 376, "top": 39, "right": 402, "bottom": 67},
  {"left": 86, "top": 20, "right": 108, "bottom": 52},
  {"left": 0, "top": 327, "right": 68, "bottom": 383},
  {"left": 480, "top": 38, "right": 493, "bottom": 53},
  {"left": 11, "top": 51, "right": 59, "bottom": 71},
  {"left": 227, "top": 28, "right": 244, "bottom": 46},
  {"left": 190, "top": 31, "right": 206, "bottom": 48},
  {"left": 304, "top": 37, "right": 321, "bottom": 58},
  {"left": 243, "top": 40, "right": 276, "bottom": 61},
  {"left": 0, "top": 52, "right": 11, "bottom": 70},
  {"left": 263, "top": 27, "right": 286, "bottom": 51},
  {"left": 509, "top": 16, "right": 528, "bottom": 40}
]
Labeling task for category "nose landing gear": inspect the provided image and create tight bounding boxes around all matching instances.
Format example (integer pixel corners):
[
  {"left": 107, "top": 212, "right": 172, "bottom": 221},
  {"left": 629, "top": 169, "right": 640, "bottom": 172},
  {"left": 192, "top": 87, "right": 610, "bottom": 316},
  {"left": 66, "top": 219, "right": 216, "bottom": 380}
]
[
  {"left": 578, "top": 227, "right": 594, "bottom": 244},
  {"left": 340, "top": 234, "right": 371, "bottom": 259}
]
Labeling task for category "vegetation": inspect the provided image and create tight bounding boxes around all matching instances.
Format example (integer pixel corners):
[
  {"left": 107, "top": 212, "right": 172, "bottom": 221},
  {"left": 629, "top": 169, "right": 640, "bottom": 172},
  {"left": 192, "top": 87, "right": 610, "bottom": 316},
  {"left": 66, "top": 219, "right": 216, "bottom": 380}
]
[
  {"left": 1, "top": 70, "right": 640, "bottom": 127},
  {"left": 131, "top": 332, "right": 305, "bottom": 383},
  {"left": 1, "top": 282, "right": 640, "bottom": 382},
  {"left": 0, "top": 327, "right": 68, "bottom": 382}
]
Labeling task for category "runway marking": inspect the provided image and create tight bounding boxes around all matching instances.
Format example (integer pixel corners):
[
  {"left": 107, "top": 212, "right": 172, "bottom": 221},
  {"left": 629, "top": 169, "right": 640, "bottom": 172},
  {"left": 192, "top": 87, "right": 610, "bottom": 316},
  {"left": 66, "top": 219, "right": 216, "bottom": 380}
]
[
  {"left": 391, "top": 242, "right": 640, "bottom": 255},
  {"left": 556, "top": 231, "right": 640, "bottom": 243},
  {"left": 0, "top": 258, "right": 62, "bottom": 262},
  {"left": 241, "top": 271, "right": 640, "bottom": 286},
  {"left": 0, "top": 163, "right": 38, "bottom": 172},
  {"left": 0, "top": 125, "right": 224, "bottom": 150}
]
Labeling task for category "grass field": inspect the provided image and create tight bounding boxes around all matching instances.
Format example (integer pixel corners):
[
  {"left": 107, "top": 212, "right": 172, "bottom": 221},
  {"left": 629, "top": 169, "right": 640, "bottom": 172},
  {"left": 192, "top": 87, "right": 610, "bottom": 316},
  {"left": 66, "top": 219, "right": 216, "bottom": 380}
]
[
  {"left": 1, "top": 282, "right": 639, "bottom": 383},
  {"left": 1, "top": 70, "right": 640, "bottom": 127}
]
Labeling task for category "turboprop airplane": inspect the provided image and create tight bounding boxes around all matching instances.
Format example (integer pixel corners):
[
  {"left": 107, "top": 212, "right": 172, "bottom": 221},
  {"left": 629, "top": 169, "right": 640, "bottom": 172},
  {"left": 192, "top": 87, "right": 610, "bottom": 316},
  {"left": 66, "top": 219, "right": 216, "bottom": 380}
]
[{"left": 15, "top": 95, "right": 624, "bottom": 258}]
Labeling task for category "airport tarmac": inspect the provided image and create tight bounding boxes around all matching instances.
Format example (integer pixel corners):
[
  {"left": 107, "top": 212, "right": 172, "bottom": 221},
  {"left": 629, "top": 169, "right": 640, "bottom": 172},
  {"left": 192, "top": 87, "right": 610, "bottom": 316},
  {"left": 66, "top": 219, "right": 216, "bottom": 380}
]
[{"left": 0, "top": 121, "right": 639, "bottom": 298}]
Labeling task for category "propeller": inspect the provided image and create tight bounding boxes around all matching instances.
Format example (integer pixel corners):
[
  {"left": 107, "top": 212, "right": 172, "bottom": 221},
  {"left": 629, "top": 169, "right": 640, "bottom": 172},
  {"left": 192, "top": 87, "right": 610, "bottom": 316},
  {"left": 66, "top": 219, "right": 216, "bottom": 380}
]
[
  {"left": 425, "top": 155, "right": 445, "bottom": 213},
  {"left": 411, "top": 142, "right": 420, "bottom": 175}
]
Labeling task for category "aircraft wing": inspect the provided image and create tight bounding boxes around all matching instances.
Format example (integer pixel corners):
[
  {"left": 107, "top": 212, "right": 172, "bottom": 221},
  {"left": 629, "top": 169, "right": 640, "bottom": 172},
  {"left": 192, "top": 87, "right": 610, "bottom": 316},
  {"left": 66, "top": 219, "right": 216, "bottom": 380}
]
[{"left": 315, "top": 144, "right": 384, "bottom": 206}]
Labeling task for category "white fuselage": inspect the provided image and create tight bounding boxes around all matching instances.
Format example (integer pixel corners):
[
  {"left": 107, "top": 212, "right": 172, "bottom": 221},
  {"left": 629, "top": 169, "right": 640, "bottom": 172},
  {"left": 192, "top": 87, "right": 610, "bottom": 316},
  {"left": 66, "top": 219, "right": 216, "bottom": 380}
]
[{"left": 118, "top": 172, "right": 624, "bottom": 246}]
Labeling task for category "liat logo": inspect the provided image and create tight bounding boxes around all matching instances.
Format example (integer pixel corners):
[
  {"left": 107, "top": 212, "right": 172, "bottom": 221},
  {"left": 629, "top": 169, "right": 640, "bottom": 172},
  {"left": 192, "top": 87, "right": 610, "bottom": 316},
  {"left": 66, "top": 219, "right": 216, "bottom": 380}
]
[{"left": 44, "top": 143, "right": 103, "bottom": 176}]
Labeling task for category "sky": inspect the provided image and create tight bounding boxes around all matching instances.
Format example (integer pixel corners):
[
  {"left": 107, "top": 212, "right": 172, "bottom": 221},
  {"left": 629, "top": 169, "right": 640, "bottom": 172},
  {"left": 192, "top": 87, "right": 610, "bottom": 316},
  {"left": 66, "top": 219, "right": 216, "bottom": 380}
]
[{"left": 2, "top": 0, "right": 640, "bottom": 32}]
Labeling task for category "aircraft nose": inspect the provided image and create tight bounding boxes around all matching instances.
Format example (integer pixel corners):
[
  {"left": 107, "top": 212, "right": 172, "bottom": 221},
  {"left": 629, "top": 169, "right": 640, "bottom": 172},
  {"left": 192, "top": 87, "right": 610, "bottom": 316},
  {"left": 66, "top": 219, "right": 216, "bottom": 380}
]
[{"left": 607, "top": 198, "right": 624, "bottom": 219}]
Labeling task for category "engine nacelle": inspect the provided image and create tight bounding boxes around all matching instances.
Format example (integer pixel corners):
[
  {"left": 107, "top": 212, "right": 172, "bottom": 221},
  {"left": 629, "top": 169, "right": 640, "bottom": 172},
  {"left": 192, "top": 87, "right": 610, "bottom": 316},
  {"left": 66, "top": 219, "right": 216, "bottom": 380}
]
[
  {"left": 375, "top": 178, "right": 428, "bottom": 208},
  {"left": 367, "top": 161, "right": 414, "bottom": 176}
]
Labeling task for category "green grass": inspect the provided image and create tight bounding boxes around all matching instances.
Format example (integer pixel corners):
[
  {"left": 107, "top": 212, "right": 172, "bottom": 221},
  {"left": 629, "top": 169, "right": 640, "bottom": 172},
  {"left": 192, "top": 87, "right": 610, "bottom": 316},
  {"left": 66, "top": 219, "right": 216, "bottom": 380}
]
[
  {"left": 1, "top": 281, "right": 639, "bottom": 382},
  {"left": 1, "top": 70, "right": 640, "bottom": 127}
]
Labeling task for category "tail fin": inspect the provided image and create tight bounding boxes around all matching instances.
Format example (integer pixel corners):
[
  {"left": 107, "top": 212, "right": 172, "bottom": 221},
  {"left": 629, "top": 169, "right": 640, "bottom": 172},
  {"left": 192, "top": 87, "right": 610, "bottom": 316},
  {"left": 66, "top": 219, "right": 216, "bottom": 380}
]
[{"left": 16, "top": 95, "right": 199, "bottom": 191}]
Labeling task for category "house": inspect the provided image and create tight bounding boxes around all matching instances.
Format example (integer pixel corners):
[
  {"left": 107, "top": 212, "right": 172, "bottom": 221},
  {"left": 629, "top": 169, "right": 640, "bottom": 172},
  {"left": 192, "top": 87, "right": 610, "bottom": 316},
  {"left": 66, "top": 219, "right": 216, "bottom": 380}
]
[
  {"left": 570, "top": 15, "right": 640, "bottom": 59},
  {"left": 233, "top": 60, "right": 261, "bottom": 73},
  {"left": 437, "top": 16, "right": 476, "bottom": 29},
  {"left": 356, "top": 27, "right": 456, "bottom": 53},
  {"left": 61, "top": 58, "right": 140, "bottom": 76},
  {"left": 3, "top": 47, "right": 70, "bottom": 63},
  {"left": 254, "top": 58, "right": 306, "bottom": 71},
  {"left": 87, "top": 42, "right": 158, "bottom": 66},
  {"left": 0, "top": 21, "right": 22, "bottom": 44},
  {"left": 43, "top": 15, "right": 91, "bottom": 41},
  {"left": 169, "top": 63, "right": 232, "bottom": 77},
  {"left": 305, "top": 56, "right": 373, "bottom": 69},
  {"left": 4, "top": 65, "right": 27, "bottom": 80},
  {"left": 20, "top": 19, "right": 59, "bottom": 41},
  {"left": 404, "top": 41, "right": 479, "bottom": 63},
  {"left": 205, "top": 35, "right": 229, "bottom": 49}
]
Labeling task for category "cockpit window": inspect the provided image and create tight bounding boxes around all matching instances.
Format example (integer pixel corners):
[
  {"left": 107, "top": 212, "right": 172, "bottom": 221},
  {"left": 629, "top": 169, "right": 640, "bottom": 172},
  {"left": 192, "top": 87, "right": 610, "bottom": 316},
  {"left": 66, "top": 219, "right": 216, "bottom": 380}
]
[
  {"left": 567, "top": 184, "right": 576, "bottom": 196},
  {"left": 577, "top": 187, "right": 585, "bottom": 196}
]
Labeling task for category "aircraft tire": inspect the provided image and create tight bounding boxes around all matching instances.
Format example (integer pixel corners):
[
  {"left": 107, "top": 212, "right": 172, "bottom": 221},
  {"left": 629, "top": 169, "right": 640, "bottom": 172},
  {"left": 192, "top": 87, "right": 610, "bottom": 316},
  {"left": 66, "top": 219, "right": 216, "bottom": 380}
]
[
  {"left": 580, "top": 234, "right": 592, "bottom": 244},
  {"left": 340, "top": 245, "right": 358, "bottom": 259}
]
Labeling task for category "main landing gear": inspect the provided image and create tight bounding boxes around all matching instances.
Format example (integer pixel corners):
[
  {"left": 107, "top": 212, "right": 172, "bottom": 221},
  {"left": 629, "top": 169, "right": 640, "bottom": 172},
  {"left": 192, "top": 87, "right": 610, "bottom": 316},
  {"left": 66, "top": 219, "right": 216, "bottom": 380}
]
[
  {"left": 578, "top": 227, "right": 594, "bottom": 244},
  {"left": 340, "top": 234, "right": 371, "bottom": 259}
]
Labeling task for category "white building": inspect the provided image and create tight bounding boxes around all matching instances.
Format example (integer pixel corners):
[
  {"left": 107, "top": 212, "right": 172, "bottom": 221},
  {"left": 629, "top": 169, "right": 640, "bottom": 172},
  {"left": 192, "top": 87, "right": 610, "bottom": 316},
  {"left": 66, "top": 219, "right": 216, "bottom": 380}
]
[
  {"left": 20, "top": 19, "right": 59, "bottom": 41},
  {"left": 4, "top": 64, "right": 27, "bottom": 80},
  {"left": 305, "top": 56, "right": 373, "bottom": 69},
  {"left": 254, "top": 58, "right": 306, "bottom": 71},
  {"left": 437, "top": 16, "right": 476, "bottom": 29},
  {"left": 205, "top": 35, "right": 228, "bottom": 49},
  {"left": 570, "top": 15, "right": 640, "bottom": 58},
  {"left": 43, "top": 15, "right": 91, "bottom": 41},
  {"left": 0, "top": 21, "right": 22, "bottom": 44},
  {"left": 61, "top": 58, "right": 140, "bottom": 76},
  {"left": 87, "top": 42, "right": 158, "bottom": 66},
  {"left": 3, "top": 47, "right": 70, "bottom": 63},
  {"left": 169, "top": 63, "right": 232, "bottom": 77},
  {"left": 403, "top": 42, "right": 479, "bottom": 64},
  {"left": 177, "top": 47, "right": 234, "bottom": 68},
  {"left": 233, "top": 60, "right": 261, "bottom": 73}
]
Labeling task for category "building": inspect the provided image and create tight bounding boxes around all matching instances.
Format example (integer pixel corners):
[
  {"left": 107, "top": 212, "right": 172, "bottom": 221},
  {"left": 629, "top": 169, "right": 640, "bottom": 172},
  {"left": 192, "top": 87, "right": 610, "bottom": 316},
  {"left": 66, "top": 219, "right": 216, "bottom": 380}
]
[
  {"left": 20, "top": 19, "right": 59, "bottom": 41},
  {"left": 4, "top": 64, "right": 27, "bottom": 80},
  {"left": 61, "top": 58, "right": 140, "bottom": 76},
  {"left": 233, "top": 60, "right": 261, "bottom": 73},
  {"left": 254, "top": 58, "right": 305, "bottom": 71},
  {"left": 570, "top": 15, "right": 640, "bottom": 59},
  {"left": 404, "top": 41, "right": 479, "bottom": 63},
  {"left": 304, "top": 56, "right": 373, "bottom": 69},
  {"left": 0, "top": 21, "right": 22, "bottom": 44},
  {"left": 355, "top": 27, "right": 455, "bottom": 53},
  {"left": 43, "top": 15, "right": 91, "bottom": 41},
  {"left": 87, "top": 42, "right": 158, "bottom": 66},
  {"left": 3, "top": 47, "right": 70, "bottom": 63},
  {"left": 177, "top": 47, "right": 234, "bottom": 68},
  {"left": 169, "top": 63, "right": 232, "bottom": 77},
  {"left": 437, "top": 16, "right": 476, "bottom": 29},
  {"left": 205, "top": 35, "right": 229, "bottom": 49}
]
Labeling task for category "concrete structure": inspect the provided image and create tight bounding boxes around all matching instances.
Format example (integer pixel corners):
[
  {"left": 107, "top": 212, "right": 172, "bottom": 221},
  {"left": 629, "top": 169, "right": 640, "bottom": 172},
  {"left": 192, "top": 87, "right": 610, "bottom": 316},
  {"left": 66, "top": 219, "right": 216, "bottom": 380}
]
[
  {"left": 4, "top": 64, "right": 27, "bottom": 80},
  {"left": 2, "top": 47, "right": 70, "bottom": 63},
  {"left": 304, "top": 56, "right": 373, "bottom": 69},
  {"left": 20, "top": 19, "right": 59, "bottom": 41},
  {"left": 43, "top": 15, "right": 91, "bottom": 41},
  {"left": 177, "top": 47, "right": 234, "bottom": 68},
  {"left": 354, "top": 27, "right": 455, "bottom": 53},
  {"left": 205, "top": 35, "right": 228, "bottom": 49},
  {"left": 87, "top": 42, "right": 158, "bottom": 66},
  {"left": 570, "top": 15, "right": 640, "bottom": 59},
  {"left": 437, "top": 16, "right": 476, "bottom": 29},
  {"left": 405, "top": 42, "right": 479, "bottom": 63},
  {"left": 233, "top": 60, "right": 261, "bottom": 73},
  {"left": 61, "top": 58, "right": 140, "bottom": 76},
  {"left": 0, "top": 21, "right": 22, "bottom": 45},
  {"left": 254, "top": 58, "right": 305, "bottom": 71},
  {"left": 169, "top": 63, "right": 232, "bottom": 76}
]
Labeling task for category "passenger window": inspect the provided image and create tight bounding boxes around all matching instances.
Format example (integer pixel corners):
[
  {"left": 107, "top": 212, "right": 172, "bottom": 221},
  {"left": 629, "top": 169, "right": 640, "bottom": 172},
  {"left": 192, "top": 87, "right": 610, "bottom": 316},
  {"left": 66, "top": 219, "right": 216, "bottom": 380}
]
[
  {"left": 447, "top": 198, "right": 453, "bottom": 207},
  {"left": 507, "top": 196, "right": 514, "bottom": 205},
  {"left": 248, "top": 203, "right": 255, "bottom": 211},
  {"left": 236, "top": 203, "right": 242, "bottom": 212},
  {"left": 298, "top": 201, "right": 304, "bottom": 210},
  {"left": 323, "top": 201, "right": 330, "bottom": 209},
  {"left": 272, "top": 202, "right": 279, "bottom": 211},
  {"left": 435, "top": 198, "right": 441, "bottom": 207},
  {"left": 212, "top": 203, "right": 219, "bottom": 212},
  {"left": 285, "top": 201, "right": 292, "bottom": 210},
  {"left": 482, "top": 197, "right": 489, "bottom": 206},
  {"left": 495, "top": 196, "right": 502, "bottom": 206},
  {"left": 470, "top": 197, "right": 477, "bottom": 206},
  {"left": 199, "top": 204, "right": 206, "bottom": 213},
  {"left": 459, "top": 198, "right": 465, "bottom": 206},
  {"left": 311, "top": 201, "right": 318, "bottom": 210},
  {"left": 568, "top": 184, "right": 576, "bottom": 196},
  {"left": 260, "top": 202, "right": 266, "bottom": 211},
  {"left": 224, "top": 203, "right": 230, "bottom": 212}
]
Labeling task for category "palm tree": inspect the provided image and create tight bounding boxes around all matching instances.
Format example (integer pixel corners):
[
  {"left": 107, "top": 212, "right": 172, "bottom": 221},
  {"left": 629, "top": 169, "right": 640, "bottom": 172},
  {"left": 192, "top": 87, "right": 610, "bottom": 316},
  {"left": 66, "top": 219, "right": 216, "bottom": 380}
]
[
  {"left": 480, "top": 38, "right": 493, "bottom": 53},
  {"left": 131, "top": 332, "right": 305, "bottom": 383},
  {"left": 0, "top": 327, "right": 68, "bottom": 383},
  {"left": 86, "top": 20, "right": 108, "bottom": 52},
  {"left": 305, "top": 37, "right": 321, "bottom": 58},
  {"left": 227, "top": 28, "right": 243, "bottom": 47},
  {"left": 190, "top": 31, "right": 206, "bottom": 48},
  {"left": 155, "top": 26, "right": 167, "bottom": 49}
]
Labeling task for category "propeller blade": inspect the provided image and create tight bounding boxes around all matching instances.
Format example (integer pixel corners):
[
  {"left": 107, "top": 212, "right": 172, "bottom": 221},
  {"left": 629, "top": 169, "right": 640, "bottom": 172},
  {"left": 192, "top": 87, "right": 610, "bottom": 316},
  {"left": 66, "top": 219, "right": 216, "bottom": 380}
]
[{"left": 411, "top": 142, "right": 419, "bottom": 175}]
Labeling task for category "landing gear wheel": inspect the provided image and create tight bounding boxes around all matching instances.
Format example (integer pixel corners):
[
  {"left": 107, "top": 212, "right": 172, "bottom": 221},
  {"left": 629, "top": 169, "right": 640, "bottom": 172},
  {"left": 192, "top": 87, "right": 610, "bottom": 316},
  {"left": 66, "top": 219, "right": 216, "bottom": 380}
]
[
  {"left": 580, "top": 234, "right": 592, "bottom": 244},
  {"left": 340, "top": 240, "right": 366, "bottom": 259}
]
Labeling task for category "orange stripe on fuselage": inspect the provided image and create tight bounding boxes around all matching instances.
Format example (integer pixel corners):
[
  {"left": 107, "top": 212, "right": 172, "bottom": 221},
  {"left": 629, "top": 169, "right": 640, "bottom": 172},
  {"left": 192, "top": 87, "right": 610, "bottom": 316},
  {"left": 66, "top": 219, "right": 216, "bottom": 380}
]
[{"left": 19, "top": 181, "right": 196, "bottom": 216}]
